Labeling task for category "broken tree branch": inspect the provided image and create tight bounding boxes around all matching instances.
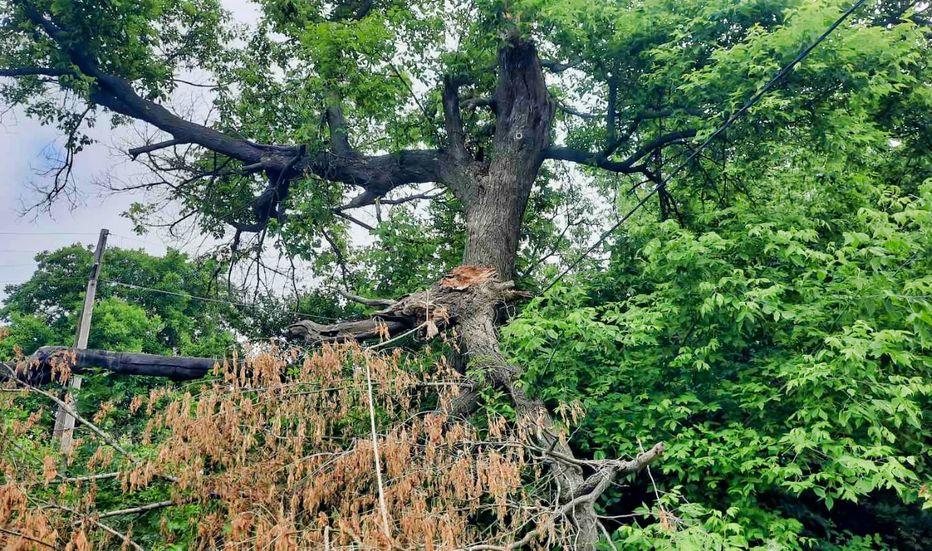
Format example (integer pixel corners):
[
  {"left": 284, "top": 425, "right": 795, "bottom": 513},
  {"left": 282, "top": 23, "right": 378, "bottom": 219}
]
[
  {"left": 5, "top": 347, "right": 217, "bottom": 384},
  {"left": 337, "top": 289, "right": 396, "bottom": 308}
]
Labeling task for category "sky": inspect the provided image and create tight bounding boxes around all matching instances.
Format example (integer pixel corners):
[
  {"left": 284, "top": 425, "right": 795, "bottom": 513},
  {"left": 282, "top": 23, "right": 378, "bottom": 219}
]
[{"left": 0, "top": 1, "right": 260, "bottom": 301}]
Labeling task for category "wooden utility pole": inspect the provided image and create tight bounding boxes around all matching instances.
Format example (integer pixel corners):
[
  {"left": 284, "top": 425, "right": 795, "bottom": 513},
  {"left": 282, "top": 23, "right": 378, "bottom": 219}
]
[{"left": 53, "top": 228, "right": 109, "bottom": 452}]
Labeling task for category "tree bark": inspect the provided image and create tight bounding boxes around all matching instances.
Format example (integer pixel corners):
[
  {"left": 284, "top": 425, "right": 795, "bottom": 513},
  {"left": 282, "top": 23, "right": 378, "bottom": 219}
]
[
  {"left": 443, "top": 37, "right": 612, "bottom": 549},
  {"left": 460, "top": 37, "right": 553, "bottom": 280},
  {"left": 4, "top": 347, "right": 218, "bottom": 385}
]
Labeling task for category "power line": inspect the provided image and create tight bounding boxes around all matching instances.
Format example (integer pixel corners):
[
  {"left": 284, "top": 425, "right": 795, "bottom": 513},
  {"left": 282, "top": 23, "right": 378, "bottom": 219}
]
[
  {"left": 102, "top": 279, "right": 344, "bottom": 323},
  {"left": 0, "top": 231, "right": 164, "bottom": 248},
  {"left": 541, "top": 0, "right": 869, "bottom": 294},
  {"left": 0, "top": 231, "right": 101, "bottom": 236},
  {"left": 109, "top": 232, "right": 169, "bottom": 248}
]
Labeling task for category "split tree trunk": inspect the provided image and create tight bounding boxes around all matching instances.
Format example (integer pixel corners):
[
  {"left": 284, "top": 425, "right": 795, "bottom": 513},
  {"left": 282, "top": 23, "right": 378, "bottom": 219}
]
[
  {"left": 293, "top": 38, "right": 619, "bottom": 547},
  {"left": 446, "top": 38, "right": 609, "bottom": 548}
]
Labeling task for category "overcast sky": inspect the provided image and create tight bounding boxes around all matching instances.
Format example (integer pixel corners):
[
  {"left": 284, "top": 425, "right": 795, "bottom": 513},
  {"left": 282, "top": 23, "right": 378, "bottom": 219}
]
[{"left": 0, "top": 1, "right": 260, "bottom": 300}]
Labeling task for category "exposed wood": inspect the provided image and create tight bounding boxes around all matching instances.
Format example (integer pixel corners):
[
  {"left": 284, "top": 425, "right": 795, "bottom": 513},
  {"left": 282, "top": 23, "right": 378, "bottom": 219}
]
[
  {"left": 290, "top": 264, "right": 651, "bottom": 549},
  {"left": 288, "top": 267, "right": 526, "bottom": 345}
]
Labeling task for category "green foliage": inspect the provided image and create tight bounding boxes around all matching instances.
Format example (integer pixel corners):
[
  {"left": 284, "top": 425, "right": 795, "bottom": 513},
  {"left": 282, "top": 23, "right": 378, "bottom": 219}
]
[
  {"left": 0, "top": 245, "right": 235, "bottom": 357},
  {"left": 505, "top": 169, "right": 932, "bottom": 546}
]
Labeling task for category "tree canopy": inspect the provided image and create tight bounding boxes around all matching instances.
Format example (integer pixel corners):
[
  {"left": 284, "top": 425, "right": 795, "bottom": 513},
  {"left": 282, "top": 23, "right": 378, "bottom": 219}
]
[{"left": 0, "top": 0, "right": 930, "bottom": 549}]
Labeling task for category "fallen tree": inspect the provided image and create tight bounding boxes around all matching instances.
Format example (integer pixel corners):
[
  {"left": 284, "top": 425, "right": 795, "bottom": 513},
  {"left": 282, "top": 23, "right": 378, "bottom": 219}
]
[{"left": 3, "top": 334, "right": 664, "bottom": 550}]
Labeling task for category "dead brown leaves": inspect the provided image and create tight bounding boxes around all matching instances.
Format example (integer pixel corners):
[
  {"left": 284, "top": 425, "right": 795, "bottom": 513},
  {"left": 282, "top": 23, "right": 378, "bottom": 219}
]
[{"left": 1, "top": 344, "right": 570, "bottom": 550}]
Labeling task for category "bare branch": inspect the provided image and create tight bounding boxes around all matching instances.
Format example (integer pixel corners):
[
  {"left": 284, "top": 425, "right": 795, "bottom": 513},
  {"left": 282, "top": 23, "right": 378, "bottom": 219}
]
[
  {"left": 377, "top": 189, "right": 445, "bottom": 205},
  {"left": 128, "top": 138, "right": 186, "bottom": 159},
  {"left": 46, "top": 502, "right": 145, "bottom": 551},
  {"left": 465, "top": 443, "right": 665, "bottom": 551},
  {"left": 540, "top": 59, "right": 579, "bottom": 72},
  {"left": 544, "top": 147, "right": 650, "bottom": 174},
  {"left": 461, "top": 96, "right": 495, "bottom": 111},
  {"left": 334, "top": 210, "right": 376, "bottom": 231},
  {"left": 619, "top": 129, "right": 697, "bottom": 168},
  {"left": 93, "top": 499, "right": 180, "bottom": 520},
  {"left": 1, "top": 361, "right": 133, "bottom": 457},
  {"left": 546, "top": 129, "right": 696, "bottom": 174},
  {"left": 606, "top": 76, "right": 618, "bottom": 149},
  {"left": 555, "top": 101, "right": 597, "bottom": 119},
  {"left": 0, "top": 528, "right": 55, "bottom": 550}
]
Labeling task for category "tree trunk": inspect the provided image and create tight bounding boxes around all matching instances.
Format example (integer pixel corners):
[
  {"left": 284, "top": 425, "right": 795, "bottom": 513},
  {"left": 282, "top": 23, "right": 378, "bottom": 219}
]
[
  {"left": 293, "top": 37, "right": 648, "bottom": 549},
  {"left": 461, "top": 37, "right": 552, "bottom": 280},
  {"left": 451, "top": 37, "right": 607, "bottom": 549},
  {"left": 454, "top": 282, "right": 604, "bottom": 547}
]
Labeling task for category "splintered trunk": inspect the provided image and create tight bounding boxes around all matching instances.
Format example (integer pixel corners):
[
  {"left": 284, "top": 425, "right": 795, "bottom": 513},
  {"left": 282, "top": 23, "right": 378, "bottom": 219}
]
[
  {"left": 452, "top": 39, "right": 606, "bottom": 549},
  {"left": 253, "top": 38, "right": 628, "bottom": 549}
]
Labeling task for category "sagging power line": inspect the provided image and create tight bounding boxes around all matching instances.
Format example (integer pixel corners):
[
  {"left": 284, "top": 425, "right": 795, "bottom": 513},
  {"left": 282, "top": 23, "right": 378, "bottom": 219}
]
[{"left": 103, "top": 280, "right": 344, "bottom": 323}]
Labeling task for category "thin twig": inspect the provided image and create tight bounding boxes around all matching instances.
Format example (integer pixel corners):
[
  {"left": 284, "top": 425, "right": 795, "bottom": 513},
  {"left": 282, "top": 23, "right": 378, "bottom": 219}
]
[
  {"left": 93, "top": 499, "right": 179, "bottom": 519},
  {"left": 363, "top": 362, "right": 392, "bottom": 539},
  {"left": 0, "top": 527, "right": 57, "bottom": 549},
  {"left": 0, "top": 363, "right": 132, "bottom": 458},
  {"left": 47, "top": 502, "right": 144, "bottom": 551}
]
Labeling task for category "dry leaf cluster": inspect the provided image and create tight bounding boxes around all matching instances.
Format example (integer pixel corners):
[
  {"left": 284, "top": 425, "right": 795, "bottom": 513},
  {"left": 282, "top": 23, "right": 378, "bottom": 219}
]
[{"left": 2, "top": 344, "right": 581, "bottom": 549}]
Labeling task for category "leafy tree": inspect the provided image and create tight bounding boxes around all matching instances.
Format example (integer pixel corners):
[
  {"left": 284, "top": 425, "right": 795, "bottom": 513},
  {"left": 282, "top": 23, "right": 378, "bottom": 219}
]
[
  {"left": 504, "top": 104, "right": 932, "bottom": 549},
  {"left": 1, "top": 245, "right": 236, "bottom": 358},
  {"left": 0, "top": 0, "right": 929, "bottom": 548}
]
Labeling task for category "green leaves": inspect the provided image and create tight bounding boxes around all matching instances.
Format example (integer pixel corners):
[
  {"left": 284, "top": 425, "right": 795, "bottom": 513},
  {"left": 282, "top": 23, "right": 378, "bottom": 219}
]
[
  {"left": 0, "top": 245, "right": 236, "bottom": 358},
  {"left": 505, "top": 163, "right": 931, "bottom": 545}
]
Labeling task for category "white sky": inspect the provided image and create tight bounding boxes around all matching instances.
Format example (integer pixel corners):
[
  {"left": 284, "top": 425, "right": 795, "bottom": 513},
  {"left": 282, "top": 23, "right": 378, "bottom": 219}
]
[{"left": 0, "top": 1, "right": 261, "bottom": 300}]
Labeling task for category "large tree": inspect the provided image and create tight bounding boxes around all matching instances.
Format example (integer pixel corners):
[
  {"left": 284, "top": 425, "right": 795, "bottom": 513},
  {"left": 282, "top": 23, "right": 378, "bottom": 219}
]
[{"left": 1, "top": 0, "right": 928, "bottom": 547}]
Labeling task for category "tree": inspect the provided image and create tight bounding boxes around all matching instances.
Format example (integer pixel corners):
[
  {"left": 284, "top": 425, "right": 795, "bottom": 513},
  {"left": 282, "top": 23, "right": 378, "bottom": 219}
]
[
  {"left": 0, "top": 245, "right": 236, "bottom": 358},
  {"left": 1, "top": 0, "right": 929, "bottom": 548}
]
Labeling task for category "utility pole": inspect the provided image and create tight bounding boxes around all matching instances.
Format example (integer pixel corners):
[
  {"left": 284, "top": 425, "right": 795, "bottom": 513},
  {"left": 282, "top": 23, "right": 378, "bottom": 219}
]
[{"left": 54, "top": 228, "right": 109, "bottom": 452}]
